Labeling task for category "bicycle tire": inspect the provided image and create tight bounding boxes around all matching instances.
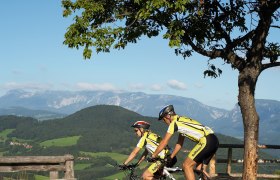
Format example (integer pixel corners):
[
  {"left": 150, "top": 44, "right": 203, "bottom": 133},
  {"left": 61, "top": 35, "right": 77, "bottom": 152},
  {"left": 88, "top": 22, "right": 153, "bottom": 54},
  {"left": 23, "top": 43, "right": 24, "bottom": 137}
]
[
  {"left": 125, "top": 171, "right": 140, "bottom": 180},
  {"left": 126, "top": 176, "right": 139, "bottom": 180}
]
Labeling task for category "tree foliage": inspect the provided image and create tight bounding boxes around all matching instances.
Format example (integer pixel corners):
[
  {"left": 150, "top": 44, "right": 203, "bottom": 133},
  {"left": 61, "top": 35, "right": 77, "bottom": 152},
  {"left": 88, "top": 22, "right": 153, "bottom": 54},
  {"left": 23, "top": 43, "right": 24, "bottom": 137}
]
[
  {"left": 62, "top": 1, "right": 280, "bottom": 179},
  {"left": 62, "top": 0, "right": 279, "bottom": 75}
]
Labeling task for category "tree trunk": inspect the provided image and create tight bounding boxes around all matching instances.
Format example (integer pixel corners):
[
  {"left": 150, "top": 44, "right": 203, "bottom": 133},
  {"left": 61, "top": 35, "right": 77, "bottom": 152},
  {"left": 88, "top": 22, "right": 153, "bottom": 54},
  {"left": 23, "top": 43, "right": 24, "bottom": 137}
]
[{"left": 238, "top": 68, "right": 260, "bottom": 180}]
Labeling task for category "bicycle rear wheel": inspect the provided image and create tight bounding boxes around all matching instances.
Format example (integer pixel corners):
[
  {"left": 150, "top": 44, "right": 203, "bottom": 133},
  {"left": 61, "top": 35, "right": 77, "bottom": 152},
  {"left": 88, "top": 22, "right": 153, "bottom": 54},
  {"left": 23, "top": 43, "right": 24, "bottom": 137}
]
[{"left": 126, "top": 173, "right": 140, "bottom": 180}]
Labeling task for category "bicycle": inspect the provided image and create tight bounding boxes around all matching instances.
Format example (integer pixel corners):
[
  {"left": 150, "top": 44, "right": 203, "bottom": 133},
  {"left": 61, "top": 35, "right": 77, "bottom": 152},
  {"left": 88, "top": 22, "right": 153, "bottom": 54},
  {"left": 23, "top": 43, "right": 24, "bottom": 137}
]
[
  {"left": 160, "top": 165, "right": 183, "bottom": 180},
  {"left": 117, "top": 161, "right": 183, "bottom": 180},
  {"left": 117, "top": 158, "right": 210, "bottom": 180},
  {"left": 148, "top": 157, "right": 213, "bottom": 180},
  {"left": 117, "top": 164, "right": 139, "bottom": 180},
  {"left": 194, "top": 166, "right": 211, "bottom": 180}
]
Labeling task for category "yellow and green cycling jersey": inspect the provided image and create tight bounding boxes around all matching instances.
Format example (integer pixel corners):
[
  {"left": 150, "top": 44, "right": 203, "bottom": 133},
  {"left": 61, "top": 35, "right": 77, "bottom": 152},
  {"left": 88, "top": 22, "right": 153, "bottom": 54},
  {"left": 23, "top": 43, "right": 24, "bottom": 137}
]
[
  {"left": 167, "top": 115, "right": 214, "bottom": 142},
  {"left": 136, "top": 131, "right": 170, "bottom": 159},
  {"left": 136, "top": 131, "right": 172, "bottom": 173}
]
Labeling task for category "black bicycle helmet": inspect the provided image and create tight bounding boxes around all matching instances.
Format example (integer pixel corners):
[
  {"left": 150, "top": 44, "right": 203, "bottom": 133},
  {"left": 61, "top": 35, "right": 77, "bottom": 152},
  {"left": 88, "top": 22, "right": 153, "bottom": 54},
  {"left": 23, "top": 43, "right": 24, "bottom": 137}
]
[
  {"left": 131, "top": 121, "right": 150, "bottom": 129},
  {"left": 158, "top": 105, "right": 174, "bottom": 120}
]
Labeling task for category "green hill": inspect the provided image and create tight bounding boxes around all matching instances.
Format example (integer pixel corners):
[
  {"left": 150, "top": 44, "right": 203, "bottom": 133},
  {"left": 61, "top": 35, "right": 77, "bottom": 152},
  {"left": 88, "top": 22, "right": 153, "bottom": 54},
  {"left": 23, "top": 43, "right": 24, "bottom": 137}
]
[{"left": 0, "top": 105, "right": 278, "bottom": 179}]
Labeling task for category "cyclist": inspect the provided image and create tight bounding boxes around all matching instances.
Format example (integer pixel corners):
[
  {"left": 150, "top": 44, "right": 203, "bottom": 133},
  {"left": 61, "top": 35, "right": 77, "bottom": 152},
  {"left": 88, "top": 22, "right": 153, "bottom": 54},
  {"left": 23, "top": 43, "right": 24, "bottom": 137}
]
[
  {"left": 121, "top": 120, "right": 177, "bottom": 180},
  {"left": 152, "top": 105, "right": 219, "bottom": 180}
]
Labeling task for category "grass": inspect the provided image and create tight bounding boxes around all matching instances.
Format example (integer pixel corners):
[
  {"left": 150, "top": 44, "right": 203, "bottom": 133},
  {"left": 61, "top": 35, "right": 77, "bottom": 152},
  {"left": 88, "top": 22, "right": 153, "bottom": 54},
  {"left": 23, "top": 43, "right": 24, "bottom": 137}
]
[
  {"left": 0, "top": 129, "right": 15, "bottom": 142},
  {"left": 80, "top": 151, "right": 128, "bottom": 162},
  {"left": 40, "top": 136, "right": 81, "bottom": 147},
  {"left": 34, "top": 175, "right": 49, "bottom": 180},
  {"left": 102, "top": 171, "right": 126, "bottom": 180},
  {"left": 79, "top": 151, "right": 153, "bottom": 179},
  {"left": 74, "top": 163, "right": 92, "bottom": 170},
  {"left": 0, "top": 129, "right": 34, "bottom": 143},
  {"left": 0, "top": 151, "right": 7, "bottom": 156}
]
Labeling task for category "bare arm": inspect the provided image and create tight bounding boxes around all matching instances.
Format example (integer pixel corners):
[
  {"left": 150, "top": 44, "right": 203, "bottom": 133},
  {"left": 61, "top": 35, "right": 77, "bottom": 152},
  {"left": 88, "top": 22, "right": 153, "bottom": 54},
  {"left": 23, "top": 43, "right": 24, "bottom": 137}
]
[
  {"left": 171, "top": 134, "right": 185, "bottom": 158},
  {"left": 136, "top": 149, "right": 148, "bottom": 165},
  {"left": 124, "top": 146, "right": 141, "bottom": 165},
  {"left": 152, "top": 132, "right": 173, "bottom": 158}
]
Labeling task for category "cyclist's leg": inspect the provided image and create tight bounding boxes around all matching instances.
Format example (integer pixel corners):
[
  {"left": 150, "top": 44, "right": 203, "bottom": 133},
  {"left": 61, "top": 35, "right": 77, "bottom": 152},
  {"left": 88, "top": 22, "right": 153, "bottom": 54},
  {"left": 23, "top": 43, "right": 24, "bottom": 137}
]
[
  {"left": 142, "top": 161, "right": 162, "bottom": 180},
  {"left": 200, "top": 134, "right": 219, "bottom": 179},
  {"left": 142, "top": 169, "right": 154, "bottom": 180},
  {"left": 185, "top": 138, "right": 207, "bottom": 180},
  {"left": 182, "top": 157, "right": 197, "bottom": 180},
  {"left": 195, "top": 163, "right": 210, "bottom": 177}
]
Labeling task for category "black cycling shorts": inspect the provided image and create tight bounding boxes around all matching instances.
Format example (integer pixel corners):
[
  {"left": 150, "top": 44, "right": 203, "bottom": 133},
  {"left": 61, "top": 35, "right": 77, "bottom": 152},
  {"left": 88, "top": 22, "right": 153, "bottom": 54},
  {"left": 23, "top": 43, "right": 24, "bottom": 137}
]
[{"left": 190, "top": 134, "right": 219, "bottom": 165}]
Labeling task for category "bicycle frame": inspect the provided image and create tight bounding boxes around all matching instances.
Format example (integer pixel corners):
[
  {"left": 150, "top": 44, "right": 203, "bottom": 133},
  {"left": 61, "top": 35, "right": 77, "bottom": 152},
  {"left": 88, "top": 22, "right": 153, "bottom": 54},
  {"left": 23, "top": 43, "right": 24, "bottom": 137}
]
[
  {"left": 163, "top": 166, "right": 210, "bottom": 180},
  {"left": 162, "top": 166, "right": 183, "bottom": 180},
  {"left": 194, "top": 166, "right": 211, "bottom": 180},
  {"left": 119, "top": 158, "right": 211, "bottom": 180},
  {"left": 118, "top": 164, "right": 183, "bottom": 180}
]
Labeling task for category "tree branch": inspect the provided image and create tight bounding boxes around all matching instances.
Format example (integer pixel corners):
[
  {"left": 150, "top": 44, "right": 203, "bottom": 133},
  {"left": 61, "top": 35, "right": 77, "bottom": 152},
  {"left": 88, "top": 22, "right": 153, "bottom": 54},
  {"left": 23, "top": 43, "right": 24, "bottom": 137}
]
[
  {"left": 261, "top": 61, "right": 280, "bottom": 71},
  {"left": 271, "top": 25, "right": 280, "bottom": 29},
  {"left": 267, "top": 0, "right": 280, "bottom": 9},
  {"left": 231, "top": 30, "right": 255, "bottom": 48}
]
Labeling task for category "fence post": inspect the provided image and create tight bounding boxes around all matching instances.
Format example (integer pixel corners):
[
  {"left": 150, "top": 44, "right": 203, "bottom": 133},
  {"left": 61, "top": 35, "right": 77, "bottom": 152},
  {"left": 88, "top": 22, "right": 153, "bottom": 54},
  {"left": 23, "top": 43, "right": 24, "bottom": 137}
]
[
  {"left": 226, "top": 147, "right": 232, "bottom": 175},
  {"left": 64, "top": 155, "right": 75, "bottom": 179}
]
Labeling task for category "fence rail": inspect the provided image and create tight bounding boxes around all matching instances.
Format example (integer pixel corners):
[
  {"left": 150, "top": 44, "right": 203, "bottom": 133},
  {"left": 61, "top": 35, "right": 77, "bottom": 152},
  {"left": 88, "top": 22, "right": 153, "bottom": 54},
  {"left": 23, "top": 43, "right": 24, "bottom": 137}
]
[
  {"left": 209, "top": 144, "right": 280, "bottom": 179},
  {"left": 0, "top": 154, "right": 75, "bottom": 180},
  {"left": 0, "top": 145, "right": 279, "bottom": 179}
]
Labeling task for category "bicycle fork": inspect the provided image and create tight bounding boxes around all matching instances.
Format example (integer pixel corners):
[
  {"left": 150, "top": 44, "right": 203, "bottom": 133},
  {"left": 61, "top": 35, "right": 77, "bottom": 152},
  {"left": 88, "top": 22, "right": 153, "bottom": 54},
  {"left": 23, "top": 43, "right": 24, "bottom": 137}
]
[{"left": 162, "top": 168, "right": 176, "bottom": 180}]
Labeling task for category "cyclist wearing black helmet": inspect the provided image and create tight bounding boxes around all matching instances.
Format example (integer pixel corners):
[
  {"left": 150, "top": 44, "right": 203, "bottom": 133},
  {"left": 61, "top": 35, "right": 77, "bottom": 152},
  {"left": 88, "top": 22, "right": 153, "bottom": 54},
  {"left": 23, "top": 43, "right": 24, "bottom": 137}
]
[
  {"left": 152, "top": 105, "right": 219, "bottom": 180},
  {"left": 121, "top": 120, "right": 177, "bottom": 180}
]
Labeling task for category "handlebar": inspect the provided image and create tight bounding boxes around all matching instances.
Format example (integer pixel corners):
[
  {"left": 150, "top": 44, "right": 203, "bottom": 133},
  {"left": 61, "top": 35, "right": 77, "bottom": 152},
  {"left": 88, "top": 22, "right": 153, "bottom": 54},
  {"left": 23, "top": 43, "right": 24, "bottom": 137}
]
[{"left": 117, "top": 164, "right": 137, "bottom": 170}]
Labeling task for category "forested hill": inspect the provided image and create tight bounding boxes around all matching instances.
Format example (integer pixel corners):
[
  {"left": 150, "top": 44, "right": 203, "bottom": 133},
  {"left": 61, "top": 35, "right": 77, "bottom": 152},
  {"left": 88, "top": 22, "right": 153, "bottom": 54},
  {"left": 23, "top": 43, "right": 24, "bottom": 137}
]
[
  {"left": 0, "top": 105, "right": 242, "bottom": 154},
  {"left": 3, "top": 105, "right": 146, "bottom": 152}
]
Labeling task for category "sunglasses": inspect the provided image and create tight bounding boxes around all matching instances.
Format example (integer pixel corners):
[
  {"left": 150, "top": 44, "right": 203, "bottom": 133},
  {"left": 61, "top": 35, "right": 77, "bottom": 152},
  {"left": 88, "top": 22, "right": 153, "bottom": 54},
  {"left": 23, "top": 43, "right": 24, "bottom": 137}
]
[{"left": 134, "top": 129, "right": 139, "bottom": 133}]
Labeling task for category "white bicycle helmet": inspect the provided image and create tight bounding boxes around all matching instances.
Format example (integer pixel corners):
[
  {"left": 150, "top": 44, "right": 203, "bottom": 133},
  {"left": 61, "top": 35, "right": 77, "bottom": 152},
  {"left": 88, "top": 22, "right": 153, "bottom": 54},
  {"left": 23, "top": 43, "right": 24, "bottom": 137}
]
[
  {"left": 158, "top": 105, "right": 174, "bottom": 120},
  {"left": 131, "top": 121, "right": 150, "bottom": 129}
]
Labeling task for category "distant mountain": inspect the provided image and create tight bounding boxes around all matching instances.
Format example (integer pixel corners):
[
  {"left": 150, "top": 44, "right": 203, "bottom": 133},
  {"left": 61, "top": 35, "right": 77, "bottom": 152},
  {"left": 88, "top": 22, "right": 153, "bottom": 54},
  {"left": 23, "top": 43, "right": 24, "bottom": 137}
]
[
  {"left": 0, "top": 105, "right": 259, "bottom": 154},
  {"left": 0, "top": 89, "right": 228, "bottom": 121},
  {"left": 0, "top": 89, "right": 279, "bottom": 146},
  {"left": 214, "top": 100, "right": 280, "bottom": 144},
  {"left": 0, "top": 106, "right": 65, "bottom": 120}
]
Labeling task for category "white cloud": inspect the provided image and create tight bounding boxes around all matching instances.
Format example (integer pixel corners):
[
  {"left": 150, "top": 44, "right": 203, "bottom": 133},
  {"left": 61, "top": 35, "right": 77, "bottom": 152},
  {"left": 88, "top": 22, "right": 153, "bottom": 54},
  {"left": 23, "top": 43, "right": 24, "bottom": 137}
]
[
  {"left": 128, "top": 83, "right": 164, "bottom": 92},
  {"left": 128, "top": 83, "right": 146, "bottom": 90},
  {"left": 2, "top": 82, "right": 53, "bottom": 91},
  {"left": 76, "top": 82, "right": 118, "bottom": 91},
  {"left": 150, "top": 84, "right": 164, "bottom": 91},
  {"left": 167, "top": 80, "right": 187, "bottom": 90}
]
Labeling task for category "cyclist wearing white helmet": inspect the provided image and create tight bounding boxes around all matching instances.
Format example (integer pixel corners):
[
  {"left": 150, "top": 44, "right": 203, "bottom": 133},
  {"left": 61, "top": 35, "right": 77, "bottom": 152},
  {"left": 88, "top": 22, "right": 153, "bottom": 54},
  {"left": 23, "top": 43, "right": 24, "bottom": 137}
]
[
  {"left": 121, "top": 120, "right": 177, "bottom": 180},
  {"left": 152, "top": 105, "right": 219, "bottom": 180}
]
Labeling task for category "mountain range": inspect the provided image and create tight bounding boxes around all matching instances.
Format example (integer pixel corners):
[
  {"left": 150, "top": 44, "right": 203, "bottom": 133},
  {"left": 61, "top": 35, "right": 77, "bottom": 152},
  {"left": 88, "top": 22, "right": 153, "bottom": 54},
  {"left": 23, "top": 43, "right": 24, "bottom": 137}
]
[
  {"left": 0, "top": 89, "right": 279, "bottom": 146},
  {"left": 0, "top": 105, "right": 278, "bottom": 179}
]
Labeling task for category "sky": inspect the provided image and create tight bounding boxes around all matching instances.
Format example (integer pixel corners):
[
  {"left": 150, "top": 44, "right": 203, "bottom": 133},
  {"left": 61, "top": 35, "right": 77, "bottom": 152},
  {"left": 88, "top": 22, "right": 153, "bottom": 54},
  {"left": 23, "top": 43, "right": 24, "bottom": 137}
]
[{"left": 0, "top": 1, "right": 279, "bottom": 110}]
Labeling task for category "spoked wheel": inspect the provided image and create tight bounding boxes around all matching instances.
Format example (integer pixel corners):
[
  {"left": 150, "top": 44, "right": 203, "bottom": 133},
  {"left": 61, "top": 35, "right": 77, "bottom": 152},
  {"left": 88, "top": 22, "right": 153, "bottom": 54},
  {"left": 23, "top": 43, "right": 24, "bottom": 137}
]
[
  {"left": 125, "top": 174, "right": 140, "bottom": 180},
  {"left": 211, "top": 173, "right": 239, "bottom": 180}
]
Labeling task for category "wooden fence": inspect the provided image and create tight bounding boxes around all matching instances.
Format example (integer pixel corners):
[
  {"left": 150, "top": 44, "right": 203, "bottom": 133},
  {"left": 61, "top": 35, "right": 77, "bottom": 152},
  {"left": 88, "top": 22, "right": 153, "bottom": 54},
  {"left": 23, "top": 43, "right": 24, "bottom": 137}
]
[
  {"left": 0, "top": 145, "right": 279, "bottom": 179},
  {"left": 0, "top": 154, "right": 75, "bottom": 180},
  {"left": 208, "top": 144, "right": 280, "bottom": 179}
]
